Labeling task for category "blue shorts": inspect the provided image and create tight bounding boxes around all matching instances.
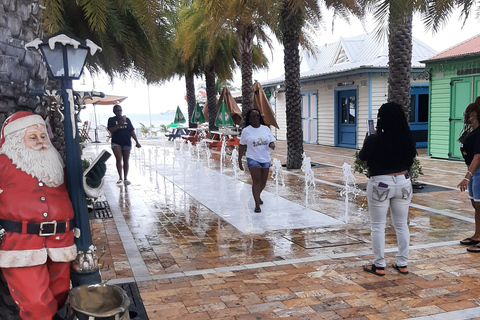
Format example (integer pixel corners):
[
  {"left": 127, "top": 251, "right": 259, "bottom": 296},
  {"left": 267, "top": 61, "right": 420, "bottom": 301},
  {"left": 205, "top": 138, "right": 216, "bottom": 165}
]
[
  {"left": 111, "top": 143, "right": 132, "bottom": 151},
  {"left": 468, "top": 169, "right": 480, "bottom": 202},
  {"left": 246, "top": 158, "right": 270, "bottom": 169}
]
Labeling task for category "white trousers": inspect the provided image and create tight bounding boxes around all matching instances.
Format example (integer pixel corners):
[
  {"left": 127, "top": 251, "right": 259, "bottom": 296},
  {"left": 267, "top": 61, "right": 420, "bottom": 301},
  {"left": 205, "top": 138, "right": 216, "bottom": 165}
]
[{"left": 366, "top": 174, "right": 413, "bottom": 267}]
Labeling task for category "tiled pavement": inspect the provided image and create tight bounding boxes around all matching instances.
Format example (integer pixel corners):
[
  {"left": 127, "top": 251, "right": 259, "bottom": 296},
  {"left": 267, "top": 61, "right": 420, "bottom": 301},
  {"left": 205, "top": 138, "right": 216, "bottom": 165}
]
[{"left": 83, "top": 139, "right": 480, "bottom": 319}]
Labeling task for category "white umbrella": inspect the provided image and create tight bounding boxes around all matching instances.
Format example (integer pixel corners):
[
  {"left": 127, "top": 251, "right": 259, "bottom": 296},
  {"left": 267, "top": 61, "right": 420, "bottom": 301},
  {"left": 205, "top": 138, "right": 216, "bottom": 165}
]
[{"left": 83, "top": 95, "right": 128, "bottom": 142}]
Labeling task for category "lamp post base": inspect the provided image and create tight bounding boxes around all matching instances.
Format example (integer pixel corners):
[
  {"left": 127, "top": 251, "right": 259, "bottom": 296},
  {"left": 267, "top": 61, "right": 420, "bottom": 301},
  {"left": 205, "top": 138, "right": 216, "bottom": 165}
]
[
  {"left": 70, "top": 269, "right": 101, "bottom": 287},
  {"left": 71, "top": 246, "right": 101, "bottom": 286}
]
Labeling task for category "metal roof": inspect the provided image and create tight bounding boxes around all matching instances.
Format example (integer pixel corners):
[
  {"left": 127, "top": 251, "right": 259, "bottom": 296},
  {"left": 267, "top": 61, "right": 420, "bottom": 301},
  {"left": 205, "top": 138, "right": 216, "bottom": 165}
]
[
  {"left": 422, "top": 34, "right": 480, "bottom": 62},
  {"left": 262, "top": 32, "right": 437, "bottom": 86}
]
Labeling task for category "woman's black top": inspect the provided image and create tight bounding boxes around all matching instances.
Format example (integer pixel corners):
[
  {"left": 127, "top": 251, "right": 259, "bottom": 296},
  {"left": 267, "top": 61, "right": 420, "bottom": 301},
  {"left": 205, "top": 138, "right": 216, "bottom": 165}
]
[
  {"left": 460, "top": 126, "right": 480, "bottom": 166},
  {"left": 107, "top": 116, "right": 134, "bottom": 147},
  {"left": 359, "top": 134, "right": 415, "bottom": 176}
]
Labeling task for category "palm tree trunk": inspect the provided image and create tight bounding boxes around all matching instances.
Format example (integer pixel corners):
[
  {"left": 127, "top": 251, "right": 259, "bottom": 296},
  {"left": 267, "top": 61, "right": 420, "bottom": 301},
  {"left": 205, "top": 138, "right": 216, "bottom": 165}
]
[
  {"left": 282, "top": 8, "right": 304, "bottom": 169},
  {"left": 205, "top": 63, "right": 217, "bottom": 131},
  {"left": 237, "top": 23, "right": 254, "bottom": 126},
  {"left": 387, "top": 7, "right": 413, "bottom": 117},
  {"left": 186, "top": 72, "right": 197, "bottom": 128}
]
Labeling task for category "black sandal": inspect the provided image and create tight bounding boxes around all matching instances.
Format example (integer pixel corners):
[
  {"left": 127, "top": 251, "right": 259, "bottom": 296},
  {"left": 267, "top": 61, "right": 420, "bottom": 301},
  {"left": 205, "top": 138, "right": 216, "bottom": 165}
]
[
  {"left": 254, "top": 206, "right": 261, "bottom": 213},
  {"left": 460, "top": 238, "right": 480, "bottom": 245},
  {"left": 467, "top": 244, "right": 480, "bottom": 252},
  {"left": 392, "top": 264, "right": 409, "bottom": 274},
  {"left": 363, "top": 264, "right": 385, "bottom": 276}
]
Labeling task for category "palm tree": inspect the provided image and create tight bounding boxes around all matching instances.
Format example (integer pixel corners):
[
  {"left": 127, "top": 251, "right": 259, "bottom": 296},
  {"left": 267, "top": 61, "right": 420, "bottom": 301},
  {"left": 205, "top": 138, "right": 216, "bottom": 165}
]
[
  {"left": 178, "top": 1, "right": 268, "bottom": 130},
  {"left": 273, "top": 0, "right": 362, "bottom": 168},
  {"left": 200, "top": 0, "right": 274, "bottom": 123},
  {"left": 370, "top": 0, "right": 475, "bottom": 115},
  {"left": 371, "top": 0, "right": 414, "bottom": 114},
  {"left": 175, "top": 2, "right": 212, "bottom": 128},
  {"left": 42, "top": 0, "right": 171, "bottom": 82}
]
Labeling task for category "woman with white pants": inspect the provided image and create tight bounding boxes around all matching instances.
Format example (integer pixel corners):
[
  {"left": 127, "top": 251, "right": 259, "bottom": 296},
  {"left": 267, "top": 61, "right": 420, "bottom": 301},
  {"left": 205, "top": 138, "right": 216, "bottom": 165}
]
[{"left": 359, "top": 102, "right": 417, "bottom": 276}]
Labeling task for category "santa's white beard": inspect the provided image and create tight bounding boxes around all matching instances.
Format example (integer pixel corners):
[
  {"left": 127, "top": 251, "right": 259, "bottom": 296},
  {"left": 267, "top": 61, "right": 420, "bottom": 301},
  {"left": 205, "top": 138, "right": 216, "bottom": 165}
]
[{"left": 0, "top": 130, "right": 64, "bottom": 187}]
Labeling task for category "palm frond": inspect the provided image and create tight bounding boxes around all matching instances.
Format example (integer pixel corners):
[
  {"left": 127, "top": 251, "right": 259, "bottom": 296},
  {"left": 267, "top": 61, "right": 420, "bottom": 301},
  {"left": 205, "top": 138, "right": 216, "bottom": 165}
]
[{"left": 77, "top": 0, "right": 108, "bottom": 33}]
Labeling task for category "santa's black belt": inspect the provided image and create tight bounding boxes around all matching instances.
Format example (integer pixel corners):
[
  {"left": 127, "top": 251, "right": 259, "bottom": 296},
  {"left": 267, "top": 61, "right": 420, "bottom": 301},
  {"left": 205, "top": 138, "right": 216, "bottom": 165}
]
[{"left": 0, "top": 219, "right": 73, "bottom": 236}]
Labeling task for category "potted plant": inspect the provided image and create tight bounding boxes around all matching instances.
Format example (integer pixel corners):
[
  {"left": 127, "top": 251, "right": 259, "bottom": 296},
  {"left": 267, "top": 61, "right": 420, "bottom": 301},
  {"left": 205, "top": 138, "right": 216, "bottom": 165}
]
[{"left": 353, "top": 151, "right": 424, "bottom": 189}]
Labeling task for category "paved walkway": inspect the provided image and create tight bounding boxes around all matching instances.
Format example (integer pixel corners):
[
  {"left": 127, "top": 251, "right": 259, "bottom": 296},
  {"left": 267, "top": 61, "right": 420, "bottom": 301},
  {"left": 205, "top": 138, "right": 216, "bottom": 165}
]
[{"left": 83, "top": 138, "right": 480, "bottom": 320}]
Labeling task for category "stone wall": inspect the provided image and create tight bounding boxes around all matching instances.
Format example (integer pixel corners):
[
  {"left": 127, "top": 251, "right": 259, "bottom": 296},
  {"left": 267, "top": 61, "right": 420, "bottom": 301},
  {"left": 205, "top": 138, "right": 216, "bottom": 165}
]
[
  {"left": 0, "top": 1, "right": 46, "bottom": 317},
  {"left": 0, "top": 0, "right": 47, "bottom": 124}
]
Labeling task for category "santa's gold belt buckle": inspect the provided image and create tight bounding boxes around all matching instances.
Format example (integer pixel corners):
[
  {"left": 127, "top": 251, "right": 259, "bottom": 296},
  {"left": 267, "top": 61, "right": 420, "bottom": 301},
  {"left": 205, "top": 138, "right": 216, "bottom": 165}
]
[{"left": 39, "top": 221, "right": 57, "bottom": 236}]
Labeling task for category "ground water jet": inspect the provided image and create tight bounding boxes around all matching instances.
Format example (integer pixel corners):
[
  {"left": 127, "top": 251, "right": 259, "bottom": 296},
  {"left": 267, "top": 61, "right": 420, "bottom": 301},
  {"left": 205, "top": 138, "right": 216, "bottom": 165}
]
[
  {"left": 340, "top": 162, "right": 361, "bottom": 223},
  {"left": 271, "top": 158, "right": 285, "bottom": 197},
  {"left": 231, "top": 148, "right": 238, "bottom": 179},
  {"left": 219, "top": 136, "right": 227, "bottom": 174},
  {"left": 301, "top": 152, "right": 316, "bottom": 208},
  {"left": 205, "top": 141, "right": 212, "bottom": 168}
]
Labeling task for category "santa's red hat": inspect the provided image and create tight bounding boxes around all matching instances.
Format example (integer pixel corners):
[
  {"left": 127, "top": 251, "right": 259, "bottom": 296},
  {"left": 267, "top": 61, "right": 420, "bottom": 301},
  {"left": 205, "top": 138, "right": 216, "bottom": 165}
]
[{"left": 0, "top": 112, "right": 45, "bottom": 147}]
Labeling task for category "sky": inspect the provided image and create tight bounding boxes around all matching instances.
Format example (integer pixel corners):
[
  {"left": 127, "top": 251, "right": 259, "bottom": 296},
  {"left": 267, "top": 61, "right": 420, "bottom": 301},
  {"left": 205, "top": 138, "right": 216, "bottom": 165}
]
[{"left": 74, "top": 8, "right": 480, "bottom": 118}]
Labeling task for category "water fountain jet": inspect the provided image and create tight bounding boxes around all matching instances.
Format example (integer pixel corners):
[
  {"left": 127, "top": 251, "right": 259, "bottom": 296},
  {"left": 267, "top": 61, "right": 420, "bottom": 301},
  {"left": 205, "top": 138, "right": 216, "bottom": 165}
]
[
  {"left": 301, "top": 152, "right": 316, "bottom": 208},
  {"left": 271, "top": 158, "right": 285, "bottom": 196},
  {"left": 340, "top": 162, "right": 361, "bottom": 223}
]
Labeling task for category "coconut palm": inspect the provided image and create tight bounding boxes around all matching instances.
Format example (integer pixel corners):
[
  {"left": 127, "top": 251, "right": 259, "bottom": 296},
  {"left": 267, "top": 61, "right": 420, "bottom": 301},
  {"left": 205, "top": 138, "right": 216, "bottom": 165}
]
[
  {"left": 178, "top": 1, "right": 268, "bottom": 130},
  {"left": 168, "top": 1, "right": 204, "bottom": 128},
  {"left": 199, "top": 0, "right": 274, "bottom": 123},
  {"left": 175, "top": 2, "right": 214, "bottom": 128},
  {"left": 42, "top": 0, "right": 174, "bottom": 82},
  {"left": 272, "top": 0, "right": 363, "bottom": 168},
  {"left": 370, "top": 0, "right": 415, "bottom": 114},
  {"left": 370, "top": 0, "right": 476, "bottom": 115}
]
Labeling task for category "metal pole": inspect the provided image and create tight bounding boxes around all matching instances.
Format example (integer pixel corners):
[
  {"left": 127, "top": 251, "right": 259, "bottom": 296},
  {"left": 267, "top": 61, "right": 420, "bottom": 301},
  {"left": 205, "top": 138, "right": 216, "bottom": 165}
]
[
  {"left": 61, "top": 79, "right": 101, "bottom": 286},
  {"left": 94, "top": 103, "right": 100, "bottom": 143},
  {"left": 147, "top": 83, "right": 152, "bottom": 127}
]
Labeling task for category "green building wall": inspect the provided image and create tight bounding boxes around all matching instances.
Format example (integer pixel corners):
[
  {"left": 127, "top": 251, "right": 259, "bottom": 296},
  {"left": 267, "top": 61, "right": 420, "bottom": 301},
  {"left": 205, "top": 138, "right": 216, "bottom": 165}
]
[{"left": 427, "top": 56, "right": 480, "bottom": 160}]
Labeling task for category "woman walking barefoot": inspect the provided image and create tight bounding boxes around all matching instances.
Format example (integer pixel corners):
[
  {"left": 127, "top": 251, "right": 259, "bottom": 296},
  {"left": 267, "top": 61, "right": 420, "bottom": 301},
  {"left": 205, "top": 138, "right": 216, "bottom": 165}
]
[
  {"left": 107, "top": 104, "right": 141, "bottom": 185},
  {"left": 238, "top": 109, "right": 275, "bottom": 213}
]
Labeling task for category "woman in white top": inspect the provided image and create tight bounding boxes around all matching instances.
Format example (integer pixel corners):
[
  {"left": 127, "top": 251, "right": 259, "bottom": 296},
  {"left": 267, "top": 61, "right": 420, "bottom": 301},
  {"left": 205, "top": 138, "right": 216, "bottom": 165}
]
[{"left": 238, "top": 109, "right": 276, "bottom": 212}]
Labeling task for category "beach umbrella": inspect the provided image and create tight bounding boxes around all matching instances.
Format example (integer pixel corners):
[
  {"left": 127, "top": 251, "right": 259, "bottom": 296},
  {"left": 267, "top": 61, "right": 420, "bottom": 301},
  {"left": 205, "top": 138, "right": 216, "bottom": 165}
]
[
  {"left": 83, "top": 94, "right": 128, "bottom": 142},
  {"left": 173, "top": 106, "right": 186, "bottom": 124},
  {"left": 253, "top": 82, "right": 279, "bottom": 129},
  {"left": 215, "top": 101, "right": 234, "bottom": 128},
  {"left": 190, "top": 102, "right": 206, "bottom": 124},
  {"left": 204, "top": 87, "right": 242, "bottom": 126}
]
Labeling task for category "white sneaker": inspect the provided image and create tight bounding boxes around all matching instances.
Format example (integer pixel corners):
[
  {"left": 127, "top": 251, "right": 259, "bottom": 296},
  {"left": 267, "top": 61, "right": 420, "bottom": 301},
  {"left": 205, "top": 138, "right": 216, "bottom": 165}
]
[
  {"left": 124, "top": 180, "right": 131, "bottom": 185},
  {"left": 116, "top": 179, "right": 123, "bottom": 185}
]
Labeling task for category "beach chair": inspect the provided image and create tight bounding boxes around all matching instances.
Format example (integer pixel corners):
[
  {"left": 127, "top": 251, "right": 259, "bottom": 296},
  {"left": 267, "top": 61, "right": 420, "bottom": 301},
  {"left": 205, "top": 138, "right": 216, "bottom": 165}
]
[{"left": 79, "top": 121, "right": 92, "bottom": 142}]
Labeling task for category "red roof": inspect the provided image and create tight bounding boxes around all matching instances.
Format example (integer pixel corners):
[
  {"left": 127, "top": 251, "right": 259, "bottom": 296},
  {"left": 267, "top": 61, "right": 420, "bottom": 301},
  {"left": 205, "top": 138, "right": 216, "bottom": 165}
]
[{"left": 426, "top": 34, "right": 480, "bottom": 61}]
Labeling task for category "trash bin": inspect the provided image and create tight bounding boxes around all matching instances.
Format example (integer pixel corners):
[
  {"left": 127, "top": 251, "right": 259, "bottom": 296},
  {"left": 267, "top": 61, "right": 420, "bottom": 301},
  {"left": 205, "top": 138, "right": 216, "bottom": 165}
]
[{"left": 67, "top": 283, "right": 130, "bottom": 320}]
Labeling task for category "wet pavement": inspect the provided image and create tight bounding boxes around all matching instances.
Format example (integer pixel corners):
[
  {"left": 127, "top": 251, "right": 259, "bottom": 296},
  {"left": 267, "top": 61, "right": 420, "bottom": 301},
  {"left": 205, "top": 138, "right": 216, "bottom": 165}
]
[{"left": 83, "top": 138, "right": 480, "bottom": 319}]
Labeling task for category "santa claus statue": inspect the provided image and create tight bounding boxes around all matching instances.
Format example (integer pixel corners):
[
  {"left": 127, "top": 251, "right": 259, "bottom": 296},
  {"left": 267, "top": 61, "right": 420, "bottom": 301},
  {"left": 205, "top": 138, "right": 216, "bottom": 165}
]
[{"left": 0, "top": 112, "right": 77, "bottom": 319}]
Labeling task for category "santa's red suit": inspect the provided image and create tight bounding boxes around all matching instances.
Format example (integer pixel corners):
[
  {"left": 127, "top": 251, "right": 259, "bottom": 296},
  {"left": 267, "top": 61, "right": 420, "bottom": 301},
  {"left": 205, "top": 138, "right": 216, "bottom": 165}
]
[{"left": 0, "top": 112, "right": 76, "bottom": 320}]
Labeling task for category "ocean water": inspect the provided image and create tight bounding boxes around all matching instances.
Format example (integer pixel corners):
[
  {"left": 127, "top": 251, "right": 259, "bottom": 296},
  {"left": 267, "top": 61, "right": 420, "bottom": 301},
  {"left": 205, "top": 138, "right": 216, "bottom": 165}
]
[{"left": 96, "top": 112, "right": 179, "bottom": 130}]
